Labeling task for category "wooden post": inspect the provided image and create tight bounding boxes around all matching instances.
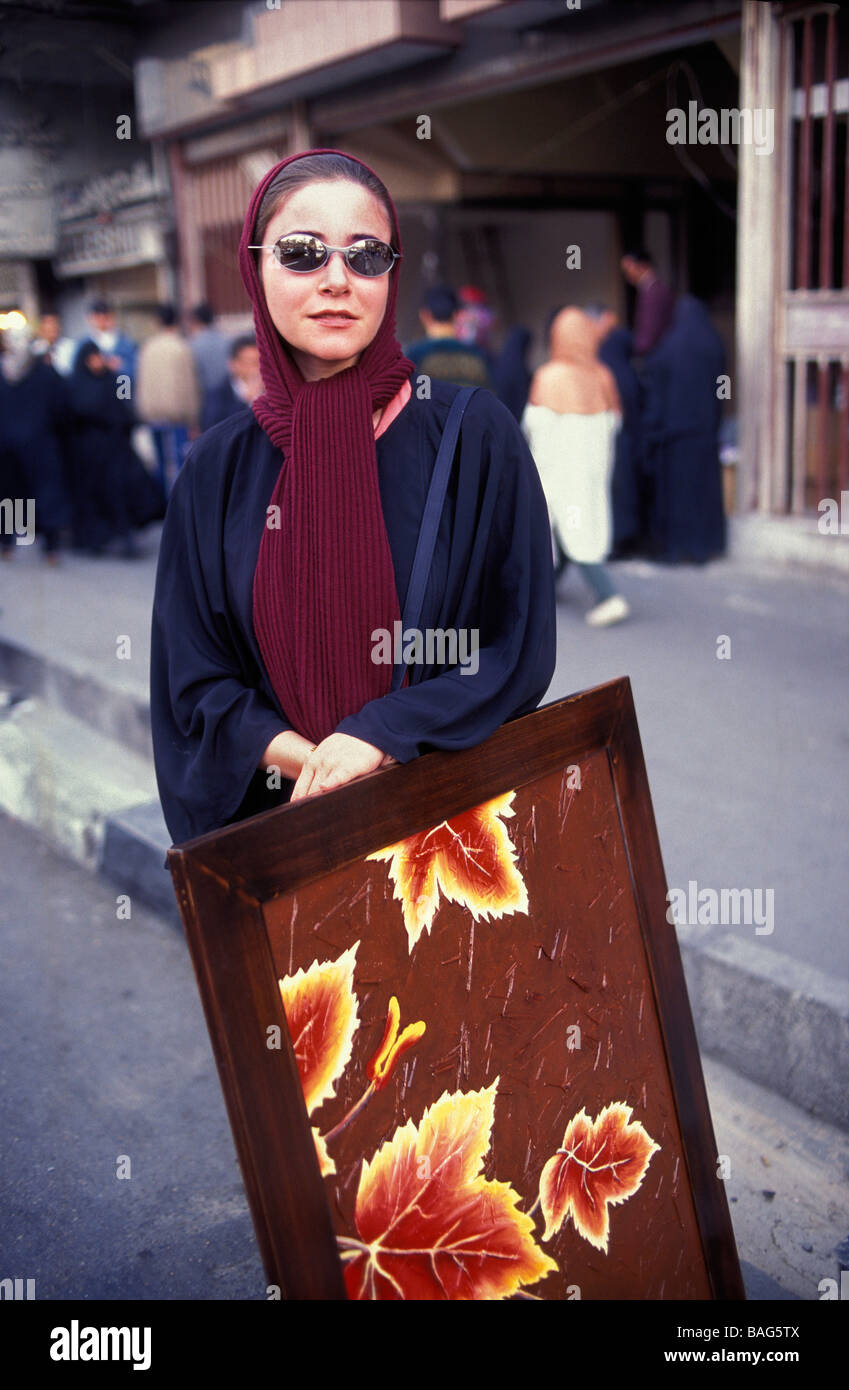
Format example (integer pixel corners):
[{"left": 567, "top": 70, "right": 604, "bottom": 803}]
[
  {"left": 168, "top": 141, "right": 205, "bottom": 313},
  {"left": 289, "top": 100, "right": 312, "bottom": 155}
]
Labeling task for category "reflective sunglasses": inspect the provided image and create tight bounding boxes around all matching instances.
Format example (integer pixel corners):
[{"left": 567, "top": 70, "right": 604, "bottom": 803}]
[{"left": 249, "top": 233, "right": 400, "bottom": 278}]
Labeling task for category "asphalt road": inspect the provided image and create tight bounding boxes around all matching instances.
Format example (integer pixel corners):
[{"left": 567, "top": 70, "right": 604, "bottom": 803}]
[{"left": 0, "top": 811, "right": 262, "bottom": 1301}]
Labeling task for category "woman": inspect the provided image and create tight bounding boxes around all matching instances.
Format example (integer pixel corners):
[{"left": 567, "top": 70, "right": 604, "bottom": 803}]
[
  {"left": 522, "top": 307, "right": 629, "bottom": 627},
  {"left": 641, "top": 294, "right": 726, "bottom": 564},
  {"left": 0, "top": 323, "right": 71, "bottom": 564},
  {"left": 150, "top": 149, "right": 556, "bottom": 847},
  {"left": 68, "top": 341, "right": 163, "bottom": 557}
]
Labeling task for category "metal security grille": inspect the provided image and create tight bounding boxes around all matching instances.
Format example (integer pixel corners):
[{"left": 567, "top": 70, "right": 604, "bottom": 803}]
[
  {"left": 778, "top": 2, "right": 849, "bottom": 512},
  {"left": 191, "top": 156, "right": 255, "bottom": 317}
]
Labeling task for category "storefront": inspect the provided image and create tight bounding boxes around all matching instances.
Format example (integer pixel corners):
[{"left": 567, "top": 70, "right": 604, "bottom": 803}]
[{"left": 53, "top": 158, "right": 173, "bottom": 342}]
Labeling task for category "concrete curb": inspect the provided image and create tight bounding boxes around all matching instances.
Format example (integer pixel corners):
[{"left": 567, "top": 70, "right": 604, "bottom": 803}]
[
  {"left": 0, "top": 634, "right": 152, "bottom": 762},
  {"left": 678, "top": 926, "right": 849, "bottom": 1133},
  {"left": 101, "top": 799, "right": 181, "bottom": 929},
  {"left": 729, "top": 513, "right": 849, "bottom": 577}
]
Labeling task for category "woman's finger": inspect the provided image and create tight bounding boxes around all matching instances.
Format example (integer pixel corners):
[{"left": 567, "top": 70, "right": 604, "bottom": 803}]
[{"left": 291, "top": 759, "right": 317, "bottom": 801}]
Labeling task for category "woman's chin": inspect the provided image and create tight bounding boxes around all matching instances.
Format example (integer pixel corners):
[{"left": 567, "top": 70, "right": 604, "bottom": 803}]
[{"left": 290, "top": 342, "right": 363, "bottom": 380}]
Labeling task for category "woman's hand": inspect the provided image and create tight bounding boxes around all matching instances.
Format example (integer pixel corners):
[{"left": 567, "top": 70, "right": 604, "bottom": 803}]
[
  {"left": 259, "top": 730, "right": 317, "bottom": 780},
  {"left": 290, "top": 733, "right": 391, "bottom": 802}
]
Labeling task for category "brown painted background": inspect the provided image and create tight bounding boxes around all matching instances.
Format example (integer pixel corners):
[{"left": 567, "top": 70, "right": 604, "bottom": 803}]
[{"left": 264, "top": 748, "right": 712, "bottom": 1300}]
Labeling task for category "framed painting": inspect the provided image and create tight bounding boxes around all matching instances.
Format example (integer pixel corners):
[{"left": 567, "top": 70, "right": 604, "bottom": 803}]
[{"left": 167, "top": 677, "right": 744, "bottom": 1301}]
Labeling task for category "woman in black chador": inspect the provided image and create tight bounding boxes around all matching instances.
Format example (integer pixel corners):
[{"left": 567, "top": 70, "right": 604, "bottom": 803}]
[
  {"left": 642, "top": 295, "right": 726, "bottom": 564},
  {"left": 68, "top": 341, "right": 163, "bottom": 557},
  {"left": 150, "top": 150, "right": 556, "bottom": 848}
]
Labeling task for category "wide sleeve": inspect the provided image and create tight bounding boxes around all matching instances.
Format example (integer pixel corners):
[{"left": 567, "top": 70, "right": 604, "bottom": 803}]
[
  {"left": 149, "top": 454, "right": 293, "bottom": 845},
  {"left": 335, "top": 397, "right": 557, "bottom": 761}
]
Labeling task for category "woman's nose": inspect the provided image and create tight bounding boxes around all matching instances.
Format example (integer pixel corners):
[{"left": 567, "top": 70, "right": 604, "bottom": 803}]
[{"left": 318, "top": 250, "right": 351, "bottom": 289}]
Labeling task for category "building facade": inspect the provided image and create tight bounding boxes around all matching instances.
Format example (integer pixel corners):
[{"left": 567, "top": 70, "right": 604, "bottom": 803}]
[{"left": 3, "top": 0, "right": 846, "bottom": 524}]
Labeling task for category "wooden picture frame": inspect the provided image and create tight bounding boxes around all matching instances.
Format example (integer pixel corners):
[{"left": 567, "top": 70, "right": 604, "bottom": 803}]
[{"left": 167, "top": 677, "right": 744, "bottom": 1301}]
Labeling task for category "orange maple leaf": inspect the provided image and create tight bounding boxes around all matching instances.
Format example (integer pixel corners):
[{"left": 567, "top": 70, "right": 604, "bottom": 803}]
[
  {"left": 340, "top": 1080, "right": 556, "bottom": 1300},
  {"left": 367, "top": 791, "right": 528, "bottom": 952},
  {"left": 538, "top": 1102, "right": 660, "bottom": 1253},
  {"left": 278, "top": 942, "right": 360, "bottom": 1118}
]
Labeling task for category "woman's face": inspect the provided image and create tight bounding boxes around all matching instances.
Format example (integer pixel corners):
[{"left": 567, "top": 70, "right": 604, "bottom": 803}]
[{"left": 259, "top": 179, "right": 392, "bottom": 382}]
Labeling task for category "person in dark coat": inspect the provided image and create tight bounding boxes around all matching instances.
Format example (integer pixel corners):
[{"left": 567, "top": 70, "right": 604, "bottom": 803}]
[
  {"left": 150, "top": 150, "right": 556, "bottom": 847},
  {"left": 585, "top": 306, "right": 645, "bottom": 556},
  {"left": 621, "top": 250, "right": 675, "bottom": 357},
  {"left": 68, "top": 340, "right": 163, "bottom": 557},
  {"left": 0, "top": 324, "right": 71, "bottom": 563},
  {"left": 641, "top": 295, "right": 726, "bottom": 563},
  {"left": 200, "top": 334, "right": 261, "bottom": 432},
  {"left": 491, "top": 326, "right": 532, "bottom": 422}
]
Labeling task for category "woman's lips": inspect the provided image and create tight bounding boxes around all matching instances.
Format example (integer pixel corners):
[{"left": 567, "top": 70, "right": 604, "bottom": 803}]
[{"left": 310, "top": 313, "right": 356, "bottom": 327}]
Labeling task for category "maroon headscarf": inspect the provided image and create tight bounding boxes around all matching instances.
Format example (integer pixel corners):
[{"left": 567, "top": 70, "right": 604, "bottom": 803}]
[{"left": 238, "top": 148, "right": 414, "bottom": 746}]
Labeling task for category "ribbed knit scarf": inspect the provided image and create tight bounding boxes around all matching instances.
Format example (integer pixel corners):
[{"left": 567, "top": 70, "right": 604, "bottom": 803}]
[{"left": 238, "top": 149, "right": 414, "bottom": 745}]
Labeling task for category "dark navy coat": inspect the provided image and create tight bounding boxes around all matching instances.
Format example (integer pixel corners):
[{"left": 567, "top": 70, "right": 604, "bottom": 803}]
[
  {"left": 150, "top": 379, "right": 557, "bottom": 846},
  {"left": 598, "top": 327, "right": 644, "bottom": 553}
]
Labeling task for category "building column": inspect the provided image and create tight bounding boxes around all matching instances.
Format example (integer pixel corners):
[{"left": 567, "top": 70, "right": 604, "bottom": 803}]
[
  {"left": 168, "top": 140, "right": 205, "bottom": 313},
  {"left": 736, "top": 0, "right": 784, "bottom": 513}
]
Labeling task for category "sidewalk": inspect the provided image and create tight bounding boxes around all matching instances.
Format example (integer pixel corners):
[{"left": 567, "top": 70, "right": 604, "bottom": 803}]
[{"left": 0, "top": 520, "right": 847, "bottom": 1133}]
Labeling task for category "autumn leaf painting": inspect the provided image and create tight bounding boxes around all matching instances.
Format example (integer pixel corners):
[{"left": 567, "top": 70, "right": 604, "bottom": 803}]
[
  {"left": 538, "top": 1102, "right": 660, "bottom": 1254},
  {"left": 339, "top": 1079, "right": 556, "bottom": 1300},
  {"left": 278, "top": 942, "right": 360, "bottom": 1176},
  {"left": 367, "top": 791, "right": 529, "bottom": 952}
]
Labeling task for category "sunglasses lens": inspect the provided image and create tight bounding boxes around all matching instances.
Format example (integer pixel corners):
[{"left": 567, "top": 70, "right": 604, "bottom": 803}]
[
  {"left": 271, "top": 236, "right": 396, "bottom": 276},
  {"left": 273, "top": 235, "right": 326, "bottom": 271},
  {"left": 347, "top": 239, "right": 396, "bottom": 277}
]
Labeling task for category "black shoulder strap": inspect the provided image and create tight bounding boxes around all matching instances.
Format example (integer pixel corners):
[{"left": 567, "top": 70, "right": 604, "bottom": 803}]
[{"left": 391, "top": 387, "right": 475, "bottom": 692}]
